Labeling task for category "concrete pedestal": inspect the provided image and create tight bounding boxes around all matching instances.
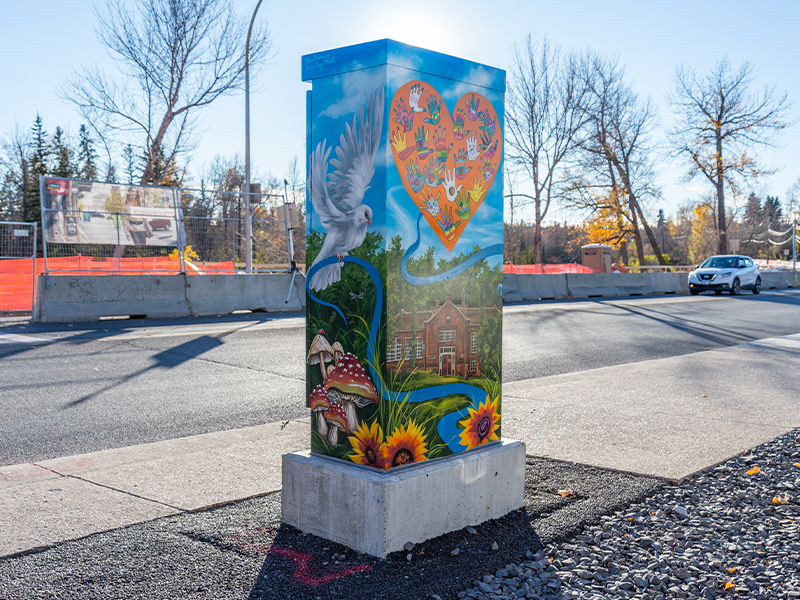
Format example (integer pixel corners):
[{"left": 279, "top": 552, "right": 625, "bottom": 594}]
[{"left": 281, "top": 439, "right": 525, "bottom": 558}]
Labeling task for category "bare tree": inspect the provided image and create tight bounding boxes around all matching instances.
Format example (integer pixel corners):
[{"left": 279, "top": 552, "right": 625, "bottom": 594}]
[
  {"left": 506, "top": 35, "right": 587, "bottom": 264},
  {"left": 667, "top": 58, "right": 792, "bottom": 255},
  {"left": 570, "top": 52, "right": 667, "bottom": 266},
  {"left": 61, "top": 0, "right": 273, "bottom": 186}
]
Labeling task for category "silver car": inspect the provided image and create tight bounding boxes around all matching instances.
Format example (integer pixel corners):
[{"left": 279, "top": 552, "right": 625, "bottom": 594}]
[{"left": 688, "top": 255, "right": 761, "bottom": 296}]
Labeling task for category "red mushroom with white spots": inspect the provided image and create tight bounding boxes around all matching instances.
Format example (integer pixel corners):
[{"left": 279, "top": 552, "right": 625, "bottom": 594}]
[
  {"left": 323, "top": 402, "right": 348, "bottom": 447},
  {"left": 324, "top": 352, "right": 379, "bottom": 433},
  {"left": 308, "top": 385, "right": 331, "bottom": 439}
]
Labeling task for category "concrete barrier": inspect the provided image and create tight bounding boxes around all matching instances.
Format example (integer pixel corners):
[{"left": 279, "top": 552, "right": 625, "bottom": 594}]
[
  {"left": 185, "top": 274, "right": 305, "bottom": 315},
  {"left": 34, "top": 275, "right": 190, "bottom": 323},
  {"left": 761, "top": 271, "right": 798, "bottom": 289},
  {"left": 33, "top": 273, "right": 306, "bottom": 323},
  {"left": 32, "top": 269, "right": 798, "bottom": 321},
  {"left": 564, "top": 273, "right": 618, "bottom": 298},
  {"left": 509, "top": 273, "right": 569, "bottom": 301},
  {"left": 649, "top": 272, "right": 689, "bottom": 294}
]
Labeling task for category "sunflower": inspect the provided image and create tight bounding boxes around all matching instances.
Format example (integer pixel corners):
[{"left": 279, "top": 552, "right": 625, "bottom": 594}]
[
  {"left": 384, "top": 419, "right": 428, "bottom": 468},
  {"left": 347, "top": 421, "right": 386, "bottom": 469},
  {"left": 458, "top": 396, "right": 500, "bottom": 450}
]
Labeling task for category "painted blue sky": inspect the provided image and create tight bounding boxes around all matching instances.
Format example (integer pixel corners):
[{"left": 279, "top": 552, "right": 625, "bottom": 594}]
[
  {"left": 305, "top": 40, "right": 505, "bottom": 266},
  {"left": 2, "top": 1, "right": 798, "bottom": 224}
]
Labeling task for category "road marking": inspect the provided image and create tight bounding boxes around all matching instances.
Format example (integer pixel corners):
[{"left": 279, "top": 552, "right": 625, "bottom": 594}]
[
  {"left": 749, "top": 335, "right": 800, "bottom": 349},
  {"left": 0, "top": 333, "right": 54, "bottom": 344}
]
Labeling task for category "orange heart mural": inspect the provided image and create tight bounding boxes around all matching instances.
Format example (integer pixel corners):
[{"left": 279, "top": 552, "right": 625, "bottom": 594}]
[{"left": 390, "top": 81, "right": 502, "bottom": 252}]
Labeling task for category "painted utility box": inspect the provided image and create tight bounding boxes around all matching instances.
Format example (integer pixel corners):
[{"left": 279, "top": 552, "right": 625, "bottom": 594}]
[{"left": 303, "top": 39, "right": 504, "bottom": 471}]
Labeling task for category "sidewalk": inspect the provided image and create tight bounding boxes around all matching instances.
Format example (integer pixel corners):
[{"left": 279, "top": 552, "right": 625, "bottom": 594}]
[{"left": 1, "top": 334, "right": 798, "bottom": 598}]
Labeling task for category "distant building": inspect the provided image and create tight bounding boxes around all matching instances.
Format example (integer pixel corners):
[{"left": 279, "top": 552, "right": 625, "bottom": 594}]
[{"left": 387, "top": 295, "right": 500, "bottom": 377}]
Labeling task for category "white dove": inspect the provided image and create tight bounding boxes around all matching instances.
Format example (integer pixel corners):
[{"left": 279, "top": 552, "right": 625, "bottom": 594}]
[{"left": 308, "top": 87, "right": 385, "bottom": 292}]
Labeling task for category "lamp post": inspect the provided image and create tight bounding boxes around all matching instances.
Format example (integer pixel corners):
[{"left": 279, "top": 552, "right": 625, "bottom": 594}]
[{"left": 244, "top": 0, "right": 263, "bottom": 274}]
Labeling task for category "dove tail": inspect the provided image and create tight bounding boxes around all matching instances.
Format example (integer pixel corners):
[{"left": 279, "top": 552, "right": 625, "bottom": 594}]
[{"left": 308, "top": 261, "right": 342, "bottom": 292}]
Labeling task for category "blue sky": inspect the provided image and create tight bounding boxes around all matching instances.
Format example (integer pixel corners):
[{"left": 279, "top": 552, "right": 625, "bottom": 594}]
[{"left": 2, "top": 0, "right": 798, "bottom": 224}]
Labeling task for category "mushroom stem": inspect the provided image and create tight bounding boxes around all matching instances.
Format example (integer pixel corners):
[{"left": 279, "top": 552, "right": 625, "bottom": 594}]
[
  {"left": 343, "top": 400, "right": 358, "bottom": 434},
  {"left": 317, "top": 354, "right": 327, "bottom": 381},
  {"left": 327, "top": 424, "right": 339, "bottom": 447},
  {"left": 316, "top": 413, "right": 328, "bottom": 438}
]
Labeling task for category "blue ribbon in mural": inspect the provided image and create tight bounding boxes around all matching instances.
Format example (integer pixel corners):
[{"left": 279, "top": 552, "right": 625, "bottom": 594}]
[
  {"left": 306, "top": 214, "right": 502, "bottom": 454},
  {"left": 401, "top": 214, "right": 503, "bottom": 285}
]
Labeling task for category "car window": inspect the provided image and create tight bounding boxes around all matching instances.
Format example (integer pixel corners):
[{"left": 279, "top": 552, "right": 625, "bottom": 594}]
[
  {"left": 738, "top": 258, "right": 746, "bottom": 267},
  {"left": 746, "top": 258, "right": 753, "bottom": 267}
]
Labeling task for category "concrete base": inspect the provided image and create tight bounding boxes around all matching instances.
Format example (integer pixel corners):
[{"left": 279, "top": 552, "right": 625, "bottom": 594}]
[{"left": 281, "top": 439, "right": 525, "bottom": 558}]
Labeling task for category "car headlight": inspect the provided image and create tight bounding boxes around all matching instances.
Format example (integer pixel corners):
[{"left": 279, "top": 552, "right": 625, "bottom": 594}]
[{"left": 716, "top": 271, "right": 733, "bottom": 279}]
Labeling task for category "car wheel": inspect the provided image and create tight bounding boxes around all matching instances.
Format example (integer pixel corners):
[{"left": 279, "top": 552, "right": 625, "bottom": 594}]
[
  {"left": 730, "top": 279, "right": 740, "bottom": 295},
  {"left": 752, "top": 277, "right": 761, "bottom": 294},
  {"left": 690, "top": 289, "right": 700, "bottom": 295}
]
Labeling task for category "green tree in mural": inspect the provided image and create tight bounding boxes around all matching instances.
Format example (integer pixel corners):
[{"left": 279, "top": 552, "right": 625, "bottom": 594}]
[{"left": 475, "top": 311, "right": 502, "bottom": 379}]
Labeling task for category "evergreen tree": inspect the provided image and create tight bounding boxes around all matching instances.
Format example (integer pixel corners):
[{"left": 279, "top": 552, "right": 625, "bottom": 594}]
[
  {"left": 764, "top": 195, "right": 783, "bottom": 224},
  {"left": 105, "top": 163, "right": 118, "bottom": 183},
  {"left": 25, "top": 114, "right": 50, "bottom": 223},
  {"left": 51, "top": 126, "right": 75, "bottom": 178},
  {"left": 744, "top": 193, "right": 763, "bottom": 225},
  {"left": 656, "top": 209, "right": 667, "bottom": 229},
  {"left": 146, "top": 146, "right": 184, "bottom": 187},
  {"left": 123, "top": 144, "right": 137, "bottom": 184},
  {"left": 77, "top": 124, "right": 98, "bottom": 180}
]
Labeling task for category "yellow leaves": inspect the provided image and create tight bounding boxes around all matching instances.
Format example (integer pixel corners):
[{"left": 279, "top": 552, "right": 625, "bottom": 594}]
[
  {"left": 793, "top": 463, "right": 800, "bottom": 469},
  {"left": 772, "top": 493, "right": 790, "bottom": 505},
  {"left": 746, "top": 466, "right": 760, "bottom": 476},
  {"left": 556, "top": 490, "right": 574, "bottom": 497},
  {"left": 724, "top": 581, "right": 734, "bottom": 591},
  {"left": 728, "top": 567, "right": 737, "bottom": 574}
]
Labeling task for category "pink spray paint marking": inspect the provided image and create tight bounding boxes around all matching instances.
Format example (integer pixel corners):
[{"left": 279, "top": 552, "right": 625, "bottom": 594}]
[{"left": 269, "top": 546, "right": 373, "bottom": 587}]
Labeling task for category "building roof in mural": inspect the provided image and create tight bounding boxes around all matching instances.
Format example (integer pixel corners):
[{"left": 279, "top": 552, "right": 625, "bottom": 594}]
[
  {"left": 393, "top": 296, "right": 501, "bottom": 333},
  {"left": 302, "top": 39, "right": 505, "bottom": 92}
]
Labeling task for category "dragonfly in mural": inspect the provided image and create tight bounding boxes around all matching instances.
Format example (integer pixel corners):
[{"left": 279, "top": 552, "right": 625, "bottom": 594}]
[{"left": 308, "top": 87, "right": 385, "bottom": 292}]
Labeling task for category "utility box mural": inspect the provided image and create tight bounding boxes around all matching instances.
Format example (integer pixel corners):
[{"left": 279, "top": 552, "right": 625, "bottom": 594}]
[{"left": 303, "top": 39, "right": 504, "bottom": 471}]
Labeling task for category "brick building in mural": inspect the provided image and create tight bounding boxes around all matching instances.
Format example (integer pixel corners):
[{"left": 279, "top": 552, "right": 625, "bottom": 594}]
[{"left": 387, "top": 295, "right": 501, "bottom": 377}]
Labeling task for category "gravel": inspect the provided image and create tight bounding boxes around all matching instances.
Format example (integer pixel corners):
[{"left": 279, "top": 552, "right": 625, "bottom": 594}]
[
  {"left": 1, "top": 430, "right": 797, "bottom": 599},
  {"left": 458, "top": 429, "right": 800, "bottom": 600}
]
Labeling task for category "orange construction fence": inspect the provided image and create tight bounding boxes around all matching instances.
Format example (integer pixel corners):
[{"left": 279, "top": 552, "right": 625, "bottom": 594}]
[
  {"left": 0, "top": 257, "right": 236, "bottom": 312},
  {"left": 503, "top": 262, "right": 601, "bottom": 274}
]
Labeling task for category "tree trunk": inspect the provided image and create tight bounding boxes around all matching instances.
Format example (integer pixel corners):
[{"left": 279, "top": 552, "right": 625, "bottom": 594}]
[
  {"left": 607, "top": 159, "right": 629, "bottom": 264},
  {"left": 715, "top": 123, "right": 727, "bottom": 254},
  {"left": 633, "top": 199, "right": 667, "bottom": 265},
  {"left": 627, "top": 194, "right": 646, "bottom": 264},
  {"left": 140, "top": 110, "right": 174, "bottom": 185}
]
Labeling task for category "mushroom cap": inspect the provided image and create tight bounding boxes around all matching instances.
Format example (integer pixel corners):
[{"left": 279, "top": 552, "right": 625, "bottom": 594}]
[
  {"left": 307, "top": 331, "right": 334, "bottom": 364},
  {"left": 323, "top": 403, "right": 348, "bottom": 431},
  {"left": 324, "top": 352, "right": 378, "bottom": 406},
  {"left": 331, "top": 341, "right": 344, "bottom": 356},
  {"left": 308, "top": 386, "right": 331, "bottom": 412}
]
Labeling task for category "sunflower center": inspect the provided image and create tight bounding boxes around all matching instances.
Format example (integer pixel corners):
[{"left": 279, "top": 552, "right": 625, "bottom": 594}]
[
  {"left": 365, "top": 446, "right": 377, "bottom": 465},
  {"left": 477, "top": 416, "right": 491, "bottom": 440},
  {"left": 392, "top": 448, "right": 414, "bottom": 466}
]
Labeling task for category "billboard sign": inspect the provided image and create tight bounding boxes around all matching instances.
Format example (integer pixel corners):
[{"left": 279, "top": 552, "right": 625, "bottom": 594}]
[{"left": 43, "top": 178, "right": 181, "bottom": 246}]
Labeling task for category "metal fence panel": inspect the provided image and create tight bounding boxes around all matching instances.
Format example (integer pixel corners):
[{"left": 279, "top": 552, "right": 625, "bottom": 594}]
[
  {"left": 0, "top": 221, "right": 37, "bottom": 314},
  {"left": 36, "top": 177, "right": 304, "bottom": 275}
]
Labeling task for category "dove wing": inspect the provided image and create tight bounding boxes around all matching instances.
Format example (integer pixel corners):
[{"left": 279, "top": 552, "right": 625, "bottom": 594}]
[
  {"left": 327, "top": 87, "right": 385, "bottom": 213},
  {"left": 309, "top": 140, "right": 350, "bottom": 231}
]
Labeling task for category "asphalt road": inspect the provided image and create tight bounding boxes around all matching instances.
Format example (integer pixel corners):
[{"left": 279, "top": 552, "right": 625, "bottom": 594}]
[{"left": 2, "top": 289, "right": 799, "bottom": 466}]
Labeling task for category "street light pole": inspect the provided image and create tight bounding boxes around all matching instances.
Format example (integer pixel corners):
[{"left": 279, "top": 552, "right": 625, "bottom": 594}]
[{"left": 244, "top": 0, "right": 263, "bottom": 274}]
